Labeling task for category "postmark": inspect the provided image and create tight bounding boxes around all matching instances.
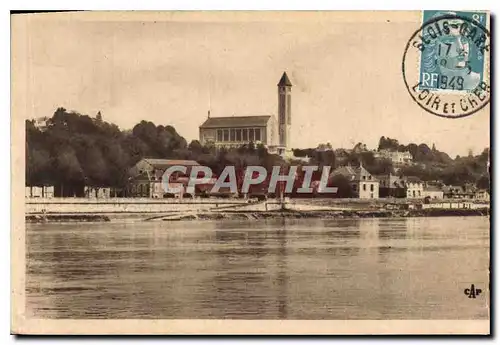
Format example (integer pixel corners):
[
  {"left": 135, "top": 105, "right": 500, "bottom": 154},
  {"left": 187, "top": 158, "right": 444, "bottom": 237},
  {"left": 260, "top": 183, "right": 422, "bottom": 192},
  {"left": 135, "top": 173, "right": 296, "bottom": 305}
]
[{"left": 402, "top": 11, "right": 490, "bottom": 118}]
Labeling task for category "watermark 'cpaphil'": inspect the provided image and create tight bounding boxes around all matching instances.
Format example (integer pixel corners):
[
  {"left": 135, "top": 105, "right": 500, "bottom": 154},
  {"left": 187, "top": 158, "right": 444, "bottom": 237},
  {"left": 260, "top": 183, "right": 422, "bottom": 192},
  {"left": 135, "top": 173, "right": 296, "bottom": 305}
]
[{"left": 161, "top": 165, "right": 338, "bottom": 195}]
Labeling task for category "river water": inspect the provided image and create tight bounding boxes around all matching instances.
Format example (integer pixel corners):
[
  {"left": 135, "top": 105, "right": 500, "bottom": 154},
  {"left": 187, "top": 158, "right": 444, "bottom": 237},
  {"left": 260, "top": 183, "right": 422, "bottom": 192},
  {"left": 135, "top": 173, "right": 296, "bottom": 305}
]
[{"left": 26, "top": 217, "right": 490, "bottom": 319}]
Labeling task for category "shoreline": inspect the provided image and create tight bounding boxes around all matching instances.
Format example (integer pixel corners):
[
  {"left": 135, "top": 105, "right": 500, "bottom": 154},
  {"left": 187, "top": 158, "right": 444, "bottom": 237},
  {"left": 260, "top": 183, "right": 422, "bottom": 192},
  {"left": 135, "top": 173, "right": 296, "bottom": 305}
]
[{"left": 26, "top": 208, "right": 489, "bottom": 223}]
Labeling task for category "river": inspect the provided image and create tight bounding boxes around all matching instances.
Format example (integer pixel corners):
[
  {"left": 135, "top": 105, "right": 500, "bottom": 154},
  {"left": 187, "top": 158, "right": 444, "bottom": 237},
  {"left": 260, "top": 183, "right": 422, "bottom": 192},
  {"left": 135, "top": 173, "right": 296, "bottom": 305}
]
[{"left": 26, "top": 217, "right": 490, "bottom": 319}]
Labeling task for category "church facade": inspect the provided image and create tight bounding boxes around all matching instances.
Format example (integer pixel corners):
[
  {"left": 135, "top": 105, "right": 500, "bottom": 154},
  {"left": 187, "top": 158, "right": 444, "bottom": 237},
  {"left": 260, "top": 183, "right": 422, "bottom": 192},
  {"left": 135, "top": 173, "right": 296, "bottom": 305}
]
[
  {"left": 199, "top": 72, "right": 293, "bottom": 156},
  {"left": 198, "top": 115, "right": 277, "bottom": 149}
]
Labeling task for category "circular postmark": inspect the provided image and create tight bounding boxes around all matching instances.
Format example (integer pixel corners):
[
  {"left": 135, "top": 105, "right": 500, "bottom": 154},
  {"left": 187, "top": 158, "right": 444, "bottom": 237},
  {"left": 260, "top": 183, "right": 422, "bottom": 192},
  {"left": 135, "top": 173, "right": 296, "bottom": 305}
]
[{"left": 402, "top": 12, "right": 490, "bottom": 118}]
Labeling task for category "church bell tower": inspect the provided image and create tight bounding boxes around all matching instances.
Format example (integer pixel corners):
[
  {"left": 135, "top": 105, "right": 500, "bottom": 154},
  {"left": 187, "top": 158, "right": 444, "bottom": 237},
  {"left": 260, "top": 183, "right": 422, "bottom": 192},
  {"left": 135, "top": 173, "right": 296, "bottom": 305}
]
[{"left": 278, "top": 72, "right": 292, "bottom": 154}]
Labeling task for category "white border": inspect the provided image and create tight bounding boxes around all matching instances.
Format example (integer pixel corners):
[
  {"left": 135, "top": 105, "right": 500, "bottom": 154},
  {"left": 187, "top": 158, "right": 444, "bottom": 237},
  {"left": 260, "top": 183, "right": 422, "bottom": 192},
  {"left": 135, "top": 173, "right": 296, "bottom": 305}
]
[{"left": 4, "top": 0, "right": 498, "bottom": 343}]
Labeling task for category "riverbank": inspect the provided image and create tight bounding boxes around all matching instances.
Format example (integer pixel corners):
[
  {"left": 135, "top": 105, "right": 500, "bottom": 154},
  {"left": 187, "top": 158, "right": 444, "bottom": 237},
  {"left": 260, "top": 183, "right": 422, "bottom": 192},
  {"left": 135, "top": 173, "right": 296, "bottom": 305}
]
[
  {"left": 152, "top": 208, "right": 490, "bottom": 221},
  {"left": 26, "top": 207, "right": 489, "bottom": 223}
]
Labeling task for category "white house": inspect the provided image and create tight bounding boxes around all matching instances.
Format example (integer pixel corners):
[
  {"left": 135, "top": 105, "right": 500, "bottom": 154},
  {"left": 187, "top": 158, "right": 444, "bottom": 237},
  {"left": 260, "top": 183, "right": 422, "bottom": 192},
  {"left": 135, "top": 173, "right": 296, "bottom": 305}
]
[
  {"left": 330, "top": 164, "right": 379, "bottom": 199},
  {"left": 422, "top": 185, "right": 444, "bottom": 199},
  {"left": 375, "top": 149, "right": 413, "bottom": 165},
  {"left": 405, "top": 176, "right": 424, "bottom": 198},
  {"left": 474, "top": 189, "right": 490, "bottom": 201}
]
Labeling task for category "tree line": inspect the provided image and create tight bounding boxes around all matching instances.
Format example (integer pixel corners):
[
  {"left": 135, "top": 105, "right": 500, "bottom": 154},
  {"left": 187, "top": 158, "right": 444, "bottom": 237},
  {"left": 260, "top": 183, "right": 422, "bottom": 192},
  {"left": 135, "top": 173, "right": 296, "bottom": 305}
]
[{"left": 26, "top": 108, "right": 490, "bottom": 193}]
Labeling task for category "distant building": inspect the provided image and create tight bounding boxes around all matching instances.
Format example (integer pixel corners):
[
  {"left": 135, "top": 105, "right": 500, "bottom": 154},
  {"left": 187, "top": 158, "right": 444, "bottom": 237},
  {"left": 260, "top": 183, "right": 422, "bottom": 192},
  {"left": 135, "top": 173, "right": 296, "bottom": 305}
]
[
  {"left": 84, "top": 186, "right": 111, "bottom": 198},
  {"left": 25, "top": 185, "right": 54, "bottom": 198},
  {"left": 199, "top": 71, "right": 293, "bottom": 157},
  {"left": 375, "top": 149, "right": 413, "bottom": 165},
  {"left": 405, "top": 176, "right": 424, "bottom": 198},
  {"left": 334, "top": 148, "right": 350, "bottom": 158},
  {"left": 292, "top": 155, "right": 311, "bottom": 164},
  {"left": 128, "top": 158, "right": 200, "bottom": 198},
  {"left": 475, "top": 189, "right": 490, "bottom": 201},
  {"left": 422, "top": 185, "right": 444, "bottom": 199},
  {"left": 330, "top": 164, "right": 379, "bottom": 199},
  {"left": 376, "top": 173, "right": 406, "bottom": 198},
  {"left": 443, "top": 185, "right": 475, "bottom": 199},
  {"left": 199, "top": 115, "right": 277, "bottom": 149},
  {"left": 33, "top": 116, "right": 49, "bottom": 131}
]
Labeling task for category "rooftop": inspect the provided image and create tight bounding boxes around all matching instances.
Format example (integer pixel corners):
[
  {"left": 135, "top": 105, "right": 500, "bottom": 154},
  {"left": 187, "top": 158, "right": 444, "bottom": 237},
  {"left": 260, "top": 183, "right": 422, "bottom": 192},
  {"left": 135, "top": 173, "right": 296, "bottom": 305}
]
[
  {"left": 405, "top": 176, "right": 422, "bottom": 183},
  {"left": 142, "top": 158, "right": 200, "bottom": 170},
  {"left": 278, "top": 72, "right": 293, "bottom": 87},
  {"left": 199, "top": 115, "right": 272, "bottom": 129},
  {"left": 424, "top": 185, "right": 442, "bottom": 192},
  {"left": 330, "top": 165, "right": 378, "bottom": 182}
]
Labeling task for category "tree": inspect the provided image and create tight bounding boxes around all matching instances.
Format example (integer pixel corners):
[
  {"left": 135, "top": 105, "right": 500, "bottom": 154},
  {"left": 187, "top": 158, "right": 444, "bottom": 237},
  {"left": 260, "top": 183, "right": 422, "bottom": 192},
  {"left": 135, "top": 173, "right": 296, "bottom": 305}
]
[
  {"left": 378, "top": 136, "right": 399, "bottom": 151},
  {"left": 329, "top": 175, "right": 353, "bottom": 198},
  {"left": 188, "top": 140, "right": 203, "bottom": 154},
  {"left": 476, "top": 175, "right": 490, "bottom": 190}
]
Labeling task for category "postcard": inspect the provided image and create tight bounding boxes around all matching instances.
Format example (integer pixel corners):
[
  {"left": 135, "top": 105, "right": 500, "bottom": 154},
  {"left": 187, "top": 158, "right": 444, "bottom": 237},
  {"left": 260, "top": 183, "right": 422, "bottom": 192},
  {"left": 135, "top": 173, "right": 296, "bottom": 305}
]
[{"left": 11, "top": 10, "right": 490, "bottom": 335}]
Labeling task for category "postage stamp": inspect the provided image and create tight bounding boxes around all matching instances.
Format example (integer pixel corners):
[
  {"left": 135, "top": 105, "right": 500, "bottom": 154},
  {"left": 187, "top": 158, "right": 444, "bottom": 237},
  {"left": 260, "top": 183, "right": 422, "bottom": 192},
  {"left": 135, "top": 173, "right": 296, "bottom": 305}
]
[{"left": 402, "top": 11, "right": 490, "bottom": 118}]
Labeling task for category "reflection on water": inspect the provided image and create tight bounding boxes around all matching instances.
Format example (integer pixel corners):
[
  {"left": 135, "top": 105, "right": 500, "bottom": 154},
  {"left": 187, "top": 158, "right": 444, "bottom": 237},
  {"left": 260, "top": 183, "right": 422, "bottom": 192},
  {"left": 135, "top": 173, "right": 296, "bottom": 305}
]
[{"left": 26, "top": 217, "right": 490, "bottom": 319}]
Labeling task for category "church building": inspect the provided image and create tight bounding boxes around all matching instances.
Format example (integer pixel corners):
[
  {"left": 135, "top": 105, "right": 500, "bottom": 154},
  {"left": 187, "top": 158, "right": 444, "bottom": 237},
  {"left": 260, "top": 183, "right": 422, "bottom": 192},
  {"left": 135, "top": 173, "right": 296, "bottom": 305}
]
[{"left": 199, "top": 72, "right": 293, "bottom": 156}]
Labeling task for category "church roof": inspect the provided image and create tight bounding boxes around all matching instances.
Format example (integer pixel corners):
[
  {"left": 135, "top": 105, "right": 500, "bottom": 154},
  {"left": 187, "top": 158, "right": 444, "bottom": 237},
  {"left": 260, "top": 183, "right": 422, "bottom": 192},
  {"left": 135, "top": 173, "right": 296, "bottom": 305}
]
[
  {"left": 199, "top": 115, "right": 272, "bottom": 129},
  {"left": 278, "top": 72, "right": 293, "bottom": 86}
]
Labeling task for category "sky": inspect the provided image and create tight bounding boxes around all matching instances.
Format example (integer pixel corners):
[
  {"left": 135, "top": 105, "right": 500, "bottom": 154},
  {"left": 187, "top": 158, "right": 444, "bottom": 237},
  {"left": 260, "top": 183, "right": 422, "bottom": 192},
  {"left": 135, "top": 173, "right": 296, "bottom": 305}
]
[{"left": 15, "top": 11, "right": 490, "bottom": 157}]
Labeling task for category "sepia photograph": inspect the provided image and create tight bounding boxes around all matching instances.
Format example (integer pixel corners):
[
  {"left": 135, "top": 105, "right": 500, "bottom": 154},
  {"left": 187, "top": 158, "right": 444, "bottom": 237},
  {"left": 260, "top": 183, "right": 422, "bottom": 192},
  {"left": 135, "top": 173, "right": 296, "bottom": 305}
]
[{"left": 11, "top": 10, "right": 490, "bottom": 335}]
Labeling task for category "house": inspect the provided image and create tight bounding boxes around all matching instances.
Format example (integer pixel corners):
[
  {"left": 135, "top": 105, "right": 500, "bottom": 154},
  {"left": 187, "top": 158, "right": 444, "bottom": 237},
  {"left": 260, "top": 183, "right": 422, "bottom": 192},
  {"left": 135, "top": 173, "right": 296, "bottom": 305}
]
[
  {"left": 84, "top": 186, "right": 111, "bottom": 198},
  {"left": 25, "top": 185, "right": 54, "bottom": 198},
  {"left": 475, "top": 189, "right": 490, "bottom": 201},
  {"left": 129, "top": 158, "right": 200, "bottom": 177},
  {"left": 376, "top": 173, "right": 406, "bottom": 198},
  {"left": 128, "top": 158, "right": 200, "bottom": 198},
  {"left": 375, "top": 149, "right": 413, "bottom": 165},
  {"left": 33, "top": 116, "right": 49, "bottom": 131},
  {"left": 330, "top": 164, "right": 379, "bottom": 199},
  {"left": 405, "top": 176, "right": 424, "bottom": 198},
  {"left": 422, "top": 185, "right": 444, "bottom": 199},
  {"left": 443, "top": 185, "right": 475, "bottom": 199}
]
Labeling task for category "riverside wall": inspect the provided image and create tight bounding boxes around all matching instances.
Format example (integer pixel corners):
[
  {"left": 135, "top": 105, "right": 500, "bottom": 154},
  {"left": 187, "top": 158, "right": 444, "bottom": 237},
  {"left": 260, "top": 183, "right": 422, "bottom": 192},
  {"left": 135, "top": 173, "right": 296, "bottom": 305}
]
[
  {"left": 25, "top": 197, "right": 250, "bottom": 214},
  {"left": 26, "top": 197, "right": 490, "bottom": 215}
]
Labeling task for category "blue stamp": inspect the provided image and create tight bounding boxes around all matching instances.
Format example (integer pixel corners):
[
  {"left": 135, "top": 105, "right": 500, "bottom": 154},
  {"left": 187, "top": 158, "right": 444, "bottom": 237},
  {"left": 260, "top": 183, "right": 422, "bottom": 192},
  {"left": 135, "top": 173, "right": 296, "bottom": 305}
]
[
  {"left": 419, "top": 11, "right": 488, "bottom": 92},
  {"left": 402, "top": 11, "right": 490, "bottom": 118}
]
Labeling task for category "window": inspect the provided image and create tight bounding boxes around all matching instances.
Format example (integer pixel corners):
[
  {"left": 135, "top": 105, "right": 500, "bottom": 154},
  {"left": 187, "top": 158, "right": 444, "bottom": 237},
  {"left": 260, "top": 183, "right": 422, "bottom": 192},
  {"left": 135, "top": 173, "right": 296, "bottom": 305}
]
[
  {"left": 242, "top": 129, "right": 248, "bottom": 141},
  {"left": 230, "top": 129, "right": 236, "bottom": 141},
  {"left": 255, "top": 128, "right": 261, "bottom": 141},
  {"left": 223, "top": 129, "right": 229, "bottom": 142},
  {"left": 236, "top": 129, "right": 242, "bottom": 141},
  {"left": 217, "top": 130, "right": 223, "bottom": 142},
  {"left": 368, "top": 175, "right": 372, "bottom": 180},
  {"left": 362, "top": 176, "right": 366, "bottom": 180},
  {"left": 363, "top": 184, "right": 366, "bottom": 191},
  {"left": 418, "top": 190, "right": 421, "bottom": 196},
  {"left": 352, "top": 184, "right": 357, "bottom": 191},
  {"left": 370, "top": 184, "right": 374, "bottom": 192},
  {"left": 249, "top": 128, "right": 255, "bottom": 141}
]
